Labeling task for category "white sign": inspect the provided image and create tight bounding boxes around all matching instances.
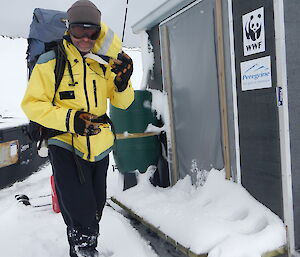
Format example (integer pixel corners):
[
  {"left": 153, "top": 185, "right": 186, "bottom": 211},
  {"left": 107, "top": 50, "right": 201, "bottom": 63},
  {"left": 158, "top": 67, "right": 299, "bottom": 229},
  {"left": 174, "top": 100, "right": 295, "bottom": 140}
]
[
  {"left": 242, "top": 7, "right": 265, "bottom": 56},
  {"left": 240, "top": 56, "right": 272, "bottom": 91},
  {"left": 10, "top": 143, "right": 18, "bottom": 156}
]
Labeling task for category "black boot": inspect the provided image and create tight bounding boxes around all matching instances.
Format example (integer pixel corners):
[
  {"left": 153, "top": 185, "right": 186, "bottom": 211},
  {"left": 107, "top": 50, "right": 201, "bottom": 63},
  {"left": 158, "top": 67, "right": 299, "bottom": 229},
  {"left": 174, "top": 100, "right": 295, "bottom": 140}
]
[
  {"left": 70, "top": 246, "right": 99, "bottom": 257},
  {"left": 68, "top": 227, "right": 99, "bottom": 257},
  {"left": 70, "top": 246, "right": 78, "bottom": 257}
]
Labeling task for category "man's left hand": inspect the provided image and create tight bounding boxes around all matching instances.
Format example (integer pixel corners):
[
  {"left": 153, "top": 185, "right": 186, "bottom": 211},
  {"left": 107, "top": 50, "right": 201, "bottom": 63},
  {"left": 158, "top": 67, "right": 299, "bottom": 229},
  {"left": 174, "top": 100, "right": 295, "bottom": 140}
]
[{"left": 111, "top": 52, "right": 133, "bottom": 92}]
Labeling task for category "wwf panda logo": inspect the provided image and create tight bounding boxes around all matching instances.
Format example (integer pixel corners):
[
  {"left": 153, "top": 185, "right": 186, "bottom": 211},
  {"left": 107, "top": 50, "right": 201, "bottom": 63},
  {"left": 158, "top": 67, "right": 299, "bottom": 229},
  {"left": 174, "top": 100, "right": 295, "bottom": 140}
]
[{"left": 245, "top": 14, "right": 262, "bottom": 41}]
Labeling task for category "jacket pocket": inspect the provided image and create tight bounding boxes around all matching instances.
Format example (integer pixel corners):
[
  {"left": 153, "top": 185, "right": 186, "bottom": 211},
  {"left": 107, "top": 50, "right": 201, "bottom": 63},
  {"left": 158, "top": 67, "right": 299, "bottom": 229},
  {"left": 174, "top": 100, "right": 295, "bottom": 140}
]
[
  {"left": 93, "top": 80, "right": 98, "bottom": 107},
  {"left": 59, "top": 91, "right": 75, "bottom": 100}
]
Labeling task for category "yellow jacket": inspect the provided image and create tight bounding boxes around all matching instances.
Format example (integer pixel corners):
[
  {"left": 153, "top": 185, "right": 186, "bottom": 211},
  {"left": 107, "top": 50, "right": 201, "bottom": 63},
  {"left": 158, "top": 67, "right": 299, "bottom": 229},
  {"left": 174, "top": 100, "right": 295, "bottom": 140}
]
[{"left": 22, "top": 22, "right": 134, "bottom": 162}]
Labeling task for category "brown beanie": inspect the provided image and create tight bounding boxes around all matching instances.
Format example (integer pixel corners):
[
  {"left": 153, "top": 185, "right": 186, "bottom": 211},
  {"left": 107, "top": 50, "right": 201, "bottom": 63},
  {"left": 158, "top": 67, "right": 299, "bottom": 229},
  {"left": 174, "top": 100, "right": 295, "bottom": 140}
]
[{"left": 67, "top": 0, "right": 101, "bottom": 25}]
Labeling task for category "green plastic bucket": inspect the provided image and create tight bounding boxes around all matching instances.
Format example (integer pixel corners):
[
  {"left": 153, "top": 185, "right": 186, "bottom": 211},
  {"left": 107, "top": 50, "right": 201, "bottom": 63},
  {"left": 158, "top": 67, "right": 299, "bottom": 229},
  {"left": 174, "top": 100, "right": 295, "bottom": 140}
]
[{"left": 110, "top": 90, "right": 161, "bottom": 173}]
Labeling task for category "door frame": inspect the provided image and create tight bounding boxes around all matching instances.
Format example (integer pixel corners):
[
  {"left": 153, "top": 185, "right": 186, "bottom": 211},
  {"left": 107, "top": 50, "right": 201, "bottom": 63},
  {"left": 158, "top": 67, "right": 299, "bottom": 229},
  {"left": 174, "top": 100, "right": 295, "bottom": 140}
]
[{"left": 273, "top": 0, "right": 296, "bottom": 255}]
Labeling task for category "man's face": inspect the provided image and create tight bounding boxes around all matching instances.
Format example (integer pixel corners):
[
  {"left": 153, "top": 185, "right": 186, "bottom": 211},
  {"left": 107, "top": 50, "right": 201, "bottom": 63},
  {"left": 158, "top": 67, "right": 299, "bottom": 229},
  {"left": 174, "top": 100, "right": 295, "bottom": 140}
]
[
  {"left": 68, "top": 24, "right": 100, "bottom": 55},
  {"left": 70, "top": 34, "right": 96, "bottom": 55}
]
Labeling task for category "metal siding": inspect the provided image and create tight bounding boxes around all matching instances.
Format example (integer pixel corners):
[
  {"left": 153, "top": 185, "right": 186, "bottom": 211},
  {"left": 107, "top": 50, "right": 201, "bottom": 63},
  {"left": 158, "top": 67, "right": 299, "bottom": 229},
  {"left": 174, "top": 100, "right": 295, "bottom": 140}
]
[{"left": 232, "top": 0, "right": 283, "bottom": 218}]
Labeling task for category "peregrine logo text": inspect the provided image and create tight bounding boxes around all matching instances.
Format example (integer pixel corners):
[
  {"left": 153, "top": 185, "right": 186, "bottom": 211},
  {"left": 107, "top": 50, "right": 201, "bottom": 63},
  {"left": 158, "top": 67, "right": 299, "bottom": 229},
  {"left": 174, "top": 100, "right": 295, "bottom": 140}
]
[{"left": 240, "top": 56, "right": 272, "bottom": 91}]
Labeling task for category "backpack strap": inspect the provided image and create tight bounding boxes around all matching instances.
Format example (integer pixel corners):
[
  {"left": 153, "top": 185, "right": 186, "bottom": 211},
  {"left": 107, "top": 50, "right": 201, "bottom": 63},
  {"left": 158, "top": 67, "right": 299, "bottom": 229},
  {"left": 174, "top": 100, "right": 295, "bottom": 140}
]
[
  {"left": 58, "top": 41, "right": 75, "bottom": 86},
  {"left": 53, "top": 41, "right": 65, "bottom": 91},
  {"left": 52, "top": 40, "right": 75, "bottom": 104}
]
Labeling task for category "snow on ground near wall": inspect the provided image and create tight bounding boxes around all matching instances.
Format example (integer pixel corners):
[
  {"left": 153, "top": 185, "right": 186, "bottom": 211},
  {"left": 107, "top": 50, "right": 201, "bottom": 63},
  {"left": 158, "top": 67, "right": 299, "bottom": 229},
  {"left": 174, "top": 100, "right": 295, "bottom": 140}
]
[
  {"left": 114, "top": 168, "right": 286, "bottom": 257},
  {"left": 0, "top": 160, "right": 158, "bottom": 257}
]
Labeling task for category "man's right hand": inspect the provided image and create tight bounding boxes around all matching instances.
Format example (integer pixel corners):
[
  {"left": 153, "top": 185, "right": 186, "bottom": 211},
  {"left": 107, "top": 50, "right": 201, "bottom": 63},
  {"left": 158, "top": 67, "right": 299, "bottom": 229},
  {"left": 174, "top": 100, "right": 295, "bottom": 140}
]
[{"left": 74, "top": 111, "right": 101, "bottom": 136}]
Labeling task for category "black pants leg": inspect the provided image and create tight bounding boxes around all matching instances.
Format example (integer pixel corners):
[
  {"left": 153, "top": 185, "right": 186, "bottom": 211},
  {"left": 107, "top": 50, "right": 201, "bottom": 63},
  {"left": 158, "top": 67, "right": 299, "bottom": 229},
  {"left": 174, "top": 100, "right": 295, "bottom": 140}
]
[
  {"left": 48, "top": 145, "right": 109, "bottom": 256},
  {"left": 93, "top": 158, "right": 109, "bottom": 221}
]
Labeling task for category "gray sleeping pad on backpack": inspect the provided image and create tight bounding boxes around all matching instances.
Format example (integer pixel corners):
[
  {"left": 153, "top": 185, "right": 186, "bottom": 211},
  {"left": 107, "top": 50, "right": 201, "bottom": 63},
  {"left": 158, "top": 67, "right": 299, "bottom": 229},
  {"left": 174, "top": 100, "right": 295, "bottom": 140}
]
[{"left": 28, "top": 8, "right": 67, "bottom": 42}]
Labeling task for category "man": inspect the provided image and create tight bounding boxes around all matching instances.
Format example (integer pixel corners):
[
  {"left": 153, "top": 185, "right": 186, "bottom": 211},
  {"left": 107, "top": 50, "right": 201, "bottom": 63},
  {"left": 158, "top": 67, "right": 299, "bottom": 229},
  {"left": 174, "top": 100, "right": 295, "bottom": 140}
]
[{"left": 22, "top": 1, "right": 134, "bottom": 256}]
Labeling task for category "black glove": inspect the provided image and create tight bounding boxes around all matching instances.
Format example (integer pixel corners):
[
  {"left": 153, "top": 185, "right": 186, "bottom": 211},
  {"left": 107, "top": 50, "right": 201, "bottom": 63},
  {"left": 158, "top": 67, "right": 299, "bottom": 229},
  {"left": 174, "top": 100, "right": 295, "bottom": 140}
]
[
  {"left": 74, "top": 111, "right": 101, "bottom": 136},
  {"left": 111, "top": 52, "right": 133, "bottom": 92}
]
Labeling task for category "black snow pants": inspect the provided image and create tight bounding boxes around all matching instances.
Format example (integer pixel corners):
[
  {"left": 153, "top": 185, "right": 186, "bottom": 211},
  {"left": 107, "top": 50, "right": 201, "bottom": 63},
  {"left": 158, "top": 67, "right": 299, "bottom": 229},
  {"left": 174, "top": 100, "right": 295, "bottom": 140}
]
[{"left": 48, "top": 145, "right": 109, "bottom": 257}]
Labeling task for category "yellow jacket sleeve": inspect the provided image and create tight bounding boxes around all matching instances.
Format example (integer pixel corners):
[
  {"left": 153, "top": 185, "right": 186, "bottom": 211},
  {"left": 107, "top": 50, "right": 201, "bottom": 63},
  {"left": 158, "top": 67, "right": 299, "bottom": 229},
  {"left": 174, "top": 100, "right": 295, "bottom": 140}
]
[
  {"left": 21, "top": 61, "right": 76, "bottom": 132},
  {"left": 106, "top": 70, "right": 134, "bottom": 110},
  {"left": 92, "top": 22, "right": 134, "bottom": 109}
]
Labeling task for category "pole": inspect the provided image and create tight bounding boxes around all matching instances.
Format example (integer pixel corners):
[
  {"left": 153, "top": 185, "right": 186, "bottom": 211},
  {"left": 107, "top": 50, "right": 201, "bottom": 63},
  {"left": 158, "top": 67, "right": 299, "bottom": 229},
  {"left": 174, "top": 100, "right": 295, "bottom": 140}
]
[{"left": 121, "top": 0, "right": 129, "bottom": 43}]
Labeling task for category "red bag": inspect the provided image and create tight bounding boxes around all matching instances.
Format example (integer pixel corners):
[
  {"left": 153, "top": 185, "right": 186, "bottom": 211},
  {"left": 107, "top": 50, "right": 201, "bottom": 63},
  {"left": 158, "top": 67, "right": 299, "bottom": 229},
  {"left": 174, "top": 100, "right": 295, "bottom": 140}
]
[{"left": 50, "top": 175, "right": 61, "bottom": 213}]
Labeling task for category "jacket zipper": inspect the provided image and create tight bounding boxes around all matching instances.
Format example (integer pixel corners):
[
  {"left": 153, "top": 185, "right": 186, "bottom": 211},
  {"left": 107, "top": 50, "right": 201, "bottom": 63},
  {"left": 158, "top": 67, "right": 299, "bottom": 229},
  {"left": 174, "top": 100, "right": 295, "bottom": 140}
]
[
  {"left": 83, "top": 58, "right": 90, "bottom": 112},
  {"left": 83, "top": 58, "right": 91, "bottom": 160},
  {"left": 93, "top": 80, "right": 98, "bottom": 107}
]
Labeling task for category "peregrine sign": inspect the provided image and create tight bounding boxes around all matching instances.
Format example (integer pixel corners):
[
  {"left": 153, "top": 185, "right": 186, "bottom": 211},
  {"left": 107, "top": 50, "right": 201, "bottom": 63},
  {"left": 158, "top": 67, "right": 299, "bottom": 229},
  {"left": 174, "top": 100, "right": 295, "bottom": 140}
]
[
  {"left": 240, "top": 56, "right": 272, "bottom": 91},
  {"left": 242, "top": 7, "right": 265, "bottom": 56}
]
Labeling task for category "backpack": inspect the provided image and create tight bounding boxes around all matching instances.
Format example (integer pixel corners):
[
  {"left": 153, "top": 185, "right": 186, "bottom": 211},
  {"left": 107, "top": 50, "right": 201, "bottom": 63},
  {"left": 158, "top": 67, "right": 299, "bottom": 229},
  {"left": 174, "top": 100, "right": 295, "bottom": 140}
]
[
  {"left": 27, "top": 8, "right": 67, "bottom": 76},
  {"left": 26, "top": 8, "right": 68, "bottom": 148}
]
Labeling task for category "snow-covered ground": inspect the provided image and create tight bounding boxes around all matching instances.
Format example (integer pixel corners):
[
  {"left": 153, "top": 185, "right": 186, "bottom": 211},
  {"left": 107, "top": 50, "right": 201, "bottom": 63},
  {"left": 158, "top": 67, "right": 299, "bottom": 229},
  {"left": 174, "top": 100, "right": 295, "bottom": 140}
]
[
  {"left": 0, "top": 160, "right": 158, "bottom": 257},
  {"left": 0, "top": 160, "right": 286, "bottom": 257},
  {"left": 115, "top": 168, "right": 286, "bottom": 257}
]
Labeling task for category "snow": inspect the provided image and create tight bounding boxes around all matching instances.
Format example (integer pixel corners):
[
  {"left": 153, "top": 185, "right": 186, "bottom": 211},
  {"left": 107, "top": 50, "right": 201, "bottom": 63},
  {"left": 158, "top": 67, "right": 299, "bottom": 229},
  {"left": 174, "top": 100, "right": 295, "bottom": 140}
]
[
  {"left": 0, "top": 35, "right": 287, "bottom": 257},
  {"left": 144, "top": 89, "right": 169, "bottom": 134},
  {"left": 114, "top": 168, "right": 286, "bottom": 257},
  {"left": 0, "top": 162, "right": 286, "bottom": 257},
  {"left": 0, "top": 161, "right": 158, "bottom": 257}
]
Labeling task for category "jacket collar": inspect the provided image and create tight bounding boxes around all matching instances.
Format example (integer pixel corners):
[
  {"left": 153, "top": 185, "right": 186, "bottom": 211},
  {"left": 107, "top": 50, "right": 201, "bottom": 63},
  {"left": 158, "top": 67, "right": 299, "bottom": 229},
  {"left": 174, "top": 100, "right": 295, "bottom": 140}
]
[{"left": 62, "top": 37, "right": 99, "bottom": 68}]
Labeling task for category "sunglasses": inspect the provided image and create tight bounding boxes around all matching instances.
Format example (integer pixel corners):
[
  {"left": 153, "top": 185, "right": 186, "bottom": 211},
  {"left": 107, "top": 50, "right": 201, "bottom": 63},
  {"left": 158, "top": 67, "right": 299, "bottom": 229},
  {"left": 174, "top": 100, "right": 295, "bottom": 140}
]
[{"left": 69, "top": 24, "right": 100, "bottom": 40}]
